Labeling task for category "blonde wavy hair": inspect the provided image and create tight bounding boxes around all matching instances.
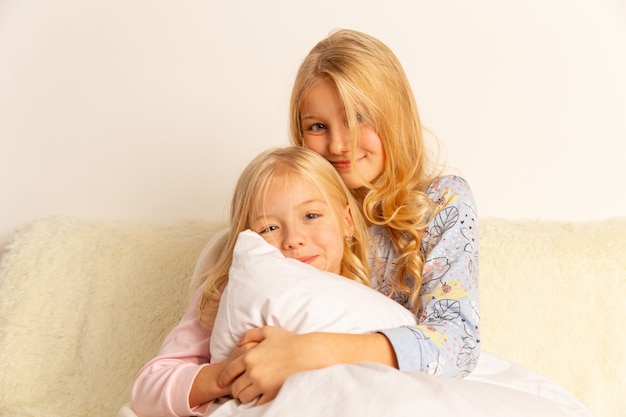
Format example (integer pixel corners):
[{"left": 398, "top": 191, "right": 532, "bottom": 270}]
[
  {"left": 289, "top": 29, "right": 439, "bottom": 313},
  {"left": 199, "top": 146, "right": 371, "bottom": 328}
]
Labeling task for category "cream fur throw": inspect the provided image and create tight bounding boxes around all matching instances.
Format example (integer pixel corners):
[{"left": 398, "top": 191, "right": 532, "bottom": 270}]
[
  {"left": 0, "top": 216, "right": 624, "bottom": 417},
  {"left": 0, "top": 217, "right": 225, "bottom": 417}
]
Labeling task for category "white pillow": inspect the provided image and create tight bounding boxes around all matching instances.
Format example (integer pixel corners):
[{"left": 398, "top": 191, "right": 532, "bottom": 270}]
[{"left": 209, "top": 230, "right": 416, "bottom": 363}]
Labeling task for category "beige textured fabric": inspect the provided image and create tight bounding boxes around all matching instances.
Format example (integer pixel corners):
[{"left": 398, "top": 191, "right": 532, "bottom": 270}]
[
  {"left": 0, "top": 217, "right": 225, "bottom": 417},
  {"left": 479, "top": 218, "right": 626, "bottom": 417},
  {"left": 0, "top": 216, "right": 623, "bottom": 417}
]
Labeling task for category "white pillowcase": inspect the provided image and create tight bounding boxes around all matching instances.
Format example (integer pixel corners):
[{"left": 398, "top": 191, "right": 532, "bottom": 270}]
[{"left": 209, "top": 230, "right": 416, "bottom": 363}]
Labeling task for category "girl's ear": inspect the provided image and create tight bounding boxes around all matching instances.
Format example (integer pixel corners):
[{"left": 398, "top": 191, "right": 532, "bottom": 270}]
[{"left": 342, "top": 205, "right": 355, "bottom": 237}]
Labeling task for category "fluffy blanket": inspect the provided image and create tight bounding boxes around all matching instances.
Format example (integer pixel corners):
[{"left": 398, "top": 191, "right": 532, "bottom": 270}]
[
  {"left": 0, "top": 216, "right": 624, "bottom": 417},
  {"left": 0, "top": 217, "right": 225, "bottom": 417},
  {"left": 479, "top": 218, "right": 626, "bottom": 417}
]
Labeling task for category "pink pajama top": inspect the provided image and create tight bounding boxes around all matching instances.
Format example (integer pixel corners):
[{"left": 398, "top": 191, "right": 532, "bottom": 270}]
[{"left": 131, "top": 287, "right": 216, "bottom": 416}]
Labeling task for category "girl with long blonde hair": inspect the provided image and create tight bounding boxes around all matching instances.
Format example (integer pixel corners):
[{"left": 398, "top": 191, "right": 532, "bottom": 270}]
[{"left": 225, "top": 29, "right": 481, "bottom": 404}]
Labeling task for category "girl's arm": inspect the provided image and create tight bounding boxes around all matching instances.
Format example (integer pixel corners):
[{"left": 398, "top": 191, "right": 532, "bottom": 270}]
[
  {"left": 221, "top": 327, "right": 397, "bottom": 405},
  {"left": 131, "top": 288, "right": 252, "bottom": 417},
  {"left": 376, "top": 175, "right": 480, "bottom": 376}
]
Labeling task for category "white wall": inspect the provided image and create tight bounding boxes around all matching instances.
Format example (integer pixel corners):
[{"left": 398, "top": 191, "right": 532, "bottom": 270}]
[{"left": 1, "top": 0, "right": 625, "bottom": 249}]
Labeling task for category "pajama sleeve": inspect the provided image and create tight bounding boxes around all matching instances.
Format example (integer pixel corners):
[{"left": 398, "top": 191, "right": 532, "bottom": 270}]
[
  {"left": 130, "top": 287, "right": 214, "bottom": 417},
  {"left": 374, "top": 175, "right": 481, "bottom": 377}
]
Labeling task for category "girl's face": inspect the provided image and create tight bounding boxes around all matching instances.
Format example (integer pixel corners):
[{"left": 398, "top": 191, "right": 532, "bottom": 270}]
[
  {"left": 299, "top": 80, "right": 385, "bottom": 190},
  {"left": 250, "top": 175, "right": 354, "bottom": 275}
]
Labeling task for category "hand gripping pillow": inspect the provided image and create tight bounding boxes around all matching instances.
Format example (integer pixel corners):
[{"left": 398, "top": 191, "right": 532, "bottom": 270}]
[{"left": 209, "top": 230, "right": 417, "bottom": 363}]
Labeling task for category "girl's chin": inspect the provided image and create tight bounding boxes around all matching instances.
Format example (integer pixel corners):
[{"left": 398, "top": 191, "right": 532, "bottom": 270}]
[
  {"left": 340, "top": 176, "right": 366, "bottom": 190},
  {"left": 339, "top": 170, "right": 379, "bottom": 190}
]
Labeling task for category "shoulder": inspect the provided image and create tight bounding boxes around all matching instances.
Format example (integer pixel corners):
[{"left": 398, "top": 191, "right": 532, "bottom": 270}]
[
  {"left": 421, "top": 175, "right": 479, "bottom": 256},
  {"left": 427, "top": 175, "right": 473, "bottom": 201},
  {"left": 426, "top": 175, "right": 477, "bottom": 216}
]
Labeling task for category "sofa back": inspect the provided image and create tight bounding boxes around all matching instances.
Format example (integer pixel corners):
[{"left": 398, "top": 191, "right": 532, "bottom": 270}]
[{"left": 0, "top": 216, "right": 624, "bottom": 417}]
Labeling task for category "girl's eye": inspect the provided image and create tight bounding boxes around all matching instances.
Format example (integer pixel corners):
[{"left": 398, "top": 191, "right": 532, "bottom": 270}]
[
  {"left": 356, "top": 113, "right": 363, "bottom": 122},
  {"left": 310, "top": 123, "right": 326, "bottom": 132},
  {"left": 258, "top": 225, "right": 279, "bottom": 234},
  {"left": 305, "top": 212, "right": 320, "bottom": 221}
]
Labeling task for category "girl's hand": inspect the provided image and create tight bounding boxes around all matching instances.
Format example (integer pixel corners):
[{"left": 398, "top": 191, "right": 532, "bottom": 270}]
[
  {"left": 189, "top": 341, "right": 258, "bottom": 407},
  {"left": 218, "top": 326, "right": 322, "bottom": 405},
  {"left": 217, "top": 326, "right": 397, "bottom": 406}
]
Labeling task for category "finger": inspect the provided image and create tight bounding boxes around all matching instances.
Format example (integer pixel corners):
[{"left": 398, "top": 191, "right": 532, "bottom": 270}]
[
  {"left": 237, "top": 341, "right": 259, "bottom": 352},
  {"left": 231, "top": 374, "right": 260, "bottom": 404},
  {"left": 237, "top": 383, "right": 262, "bottom": 405},
  {"left": 256, "top": 394, "right": 268, "bottom": 406},
  {"left": 256, "top": 391, "right": 277, "bottom": 406},
  {"left": 237, "top": 327, "right": 266, "bottom": 346},
  {"left": 218, "top": 357, "right": 245, "bottom": 388},
  {"left": 230, "top": 373, "right": 247, "bottom": 399}
]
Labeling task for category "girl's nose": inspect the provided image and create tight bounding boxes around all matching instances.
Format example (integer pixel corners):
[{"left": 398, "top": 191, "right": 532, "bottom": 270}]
[
  {"left": 328, "top": 126, "right": 350, "bottom": 155},
  {"left": 282, "top": 226, "right": 305, "bottom": 249}
]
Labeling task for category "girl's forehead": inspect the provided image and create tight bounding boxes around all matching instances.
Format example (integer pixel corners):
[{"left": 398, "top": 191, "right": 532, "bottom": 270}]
[
  {"left": 302, "top": 80, "right": 341, "bottom": 107},
  {"left": 256, "top": 173, "right": 337, "bottom": 209},
  {"left": 248, "top": 172, "right": 345, "bottom": 226},
  {"left": 266, "top": 173, "right": 315, "bottom": 193}
]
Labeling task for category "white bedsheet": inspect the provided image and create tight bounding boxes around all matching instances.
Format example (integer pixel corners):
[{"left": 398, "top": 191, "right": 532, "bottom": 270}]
[{"left": 204, "top": 352, "right": 594, "bottom": 417}]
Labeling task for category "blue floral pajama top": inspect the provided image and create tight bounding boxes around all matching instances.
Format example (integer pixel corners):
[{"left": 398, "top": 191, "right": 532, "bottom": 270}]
[{"left": 370, "top": 175, "right": 480, "bottom": 377}]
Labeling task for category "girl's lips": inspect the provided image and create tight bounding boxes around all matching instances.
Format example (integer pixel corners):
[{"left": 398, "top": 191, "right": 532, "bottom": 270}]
[
  {"left": 330, "top": 156, "right": 363, "bottom": 170},
  {"left": 330, "top": 160, "right": 351, "bottom": 170},
  {"left": 297, "top": 255, "right": 318, "bottom": 264}
]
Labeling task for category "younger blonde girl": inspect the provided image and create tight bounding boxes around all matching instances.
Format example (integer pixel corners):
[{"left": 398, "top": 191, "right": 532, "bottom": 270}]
[{"left": 130, "top": 146, "right": 371, "bottom": 416}]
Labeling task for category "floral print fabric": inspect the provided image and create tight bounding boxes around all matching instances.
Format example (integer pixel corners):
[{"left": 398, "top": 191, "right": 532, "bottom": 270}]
[{"left": 370, "top": 175, "right": 480, "bottom": 377}]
